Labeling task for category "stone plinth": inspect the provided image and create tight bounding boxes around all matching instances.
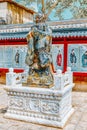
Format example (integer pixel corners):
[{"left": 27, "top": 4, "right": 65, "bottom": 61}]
[{"left": 4, "top": 83, "right": 74, "bottom": 128}]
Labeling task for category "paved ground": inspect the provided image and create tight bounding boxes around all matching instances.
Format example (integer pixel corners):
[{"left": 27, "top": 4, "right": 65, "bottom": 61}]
[{"left": 0, "top": 84, "right": 87, "bottom": 130}]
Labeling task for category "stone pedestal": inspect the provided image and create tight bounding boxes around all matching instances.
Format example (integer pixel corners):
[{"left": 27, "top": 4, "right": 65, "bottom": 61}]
[
  {"left": 4, "top": 67, "right": 74, "bottom": 128},
  {"left": 4, "top": 83, "right": 74, "bottom": 128}
]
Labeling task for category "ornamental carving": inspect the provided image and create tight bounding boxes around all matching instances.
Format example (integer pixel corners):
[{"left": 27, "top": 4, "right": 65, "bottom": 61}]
[
  {"left": 28, "top": 99, "right": 59, "bottom": 114},
  {"left": 29, "top": 99, "right": 40, "bottom": 112},
  {"left": 9, "top": 97, "right": 24, "bottom": 108},
  {"left": 41, "top": 101, "right": 59, "bottom": 114}
]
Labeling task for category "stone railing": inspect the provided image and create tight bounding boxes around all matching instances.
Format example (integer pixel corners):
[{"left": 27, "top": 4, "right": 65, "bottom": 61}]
[
  {"left": 53, "top": 67, "right": 73, "bottom": 90},
  {"left": 6, "top": 68, "right": 28, "bottom": 86},
  {"left": 6, "top": 67, "right": 73, "bottom": 90}
]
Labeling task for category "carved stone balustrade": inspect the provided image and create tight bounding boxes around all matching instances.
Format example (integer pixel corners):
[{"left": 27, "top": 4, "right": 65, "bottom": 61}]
[
  {"left": 6, "top": 68, "right": 28, "bottom": 86},
  {"left": 4, "top": 67, "right": 74, "bottom": 128},
  {"left": 53, "top": 67, "right": 73, "bottom": 90}
]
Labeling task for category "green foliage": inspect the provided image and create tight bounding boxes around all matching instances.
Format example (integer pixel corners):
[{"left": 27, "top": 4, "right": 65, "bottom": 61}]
[{"left": 14, "top": 0, "right": 87, "bottom": 20}]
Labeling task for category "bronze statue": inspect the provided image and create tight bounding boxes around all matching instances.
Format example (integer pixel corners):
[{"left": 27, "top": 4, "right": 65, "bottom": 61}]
[{"left": 25, "top": 13, "right": 54, "bottom": 88}]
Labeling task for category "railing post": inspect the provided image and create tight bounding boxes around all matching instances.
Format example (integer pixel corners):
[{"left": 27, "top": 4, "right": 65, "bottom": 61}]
[
  {"left": 54, "top": 69, "right": 64, "bottom": 90},
  {"left": 6, "top": 68, "right": 16, "bottom": 86},
  {"left": 65, "top": 67, "right": 73, "bottom": 84}
]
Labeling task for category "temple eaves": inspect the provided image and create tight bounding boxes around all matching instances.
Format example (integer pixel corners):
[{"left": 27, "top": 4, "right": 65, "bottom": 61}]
[{"left": 0, "top": 19, "right": 87, "bottom": 39}]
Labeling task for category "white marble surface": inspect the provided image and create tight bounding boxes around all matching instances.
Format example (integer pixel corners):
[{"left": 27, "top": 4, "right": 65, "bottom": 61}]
[
  {"left": 4, "top": 83, "right": 74, "bottom": 128},
  {"left": 4, "top": 68, "right": 74, "bottom": 128}
]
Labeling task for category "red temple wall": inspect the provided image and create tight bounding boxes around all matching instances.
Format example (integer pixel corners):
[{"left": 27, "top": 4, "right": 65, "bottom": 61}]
[
  {"left": 0, "top": 37, "right": 87, "bottom": 88},
  {"left": 52, "top": 37, "right": 87, "bottom": 91}
]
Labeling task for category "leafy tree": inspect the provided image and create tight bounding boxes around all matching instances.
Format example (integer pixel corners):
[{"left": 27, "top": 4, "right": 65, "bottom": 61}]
[{"left": 14, "top": 0, "right": 87, "bottom": 20}]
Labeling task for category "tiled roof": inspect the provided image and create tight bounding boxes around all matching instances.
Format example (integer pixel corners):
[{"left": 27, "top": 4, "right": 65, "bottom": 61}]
[
  {"left": 47, "top": 19, "right": 87, "bottom": 29},
  {"left": 0, "top": 31, "right": 28, "bottom": 40},
  {"left": 0, "top": 28, "right": 87, "bottom": 40},
  {"left": 0, "top": 23, "right": 31, "bottom": 40},
  {"left": 52, "top": 28, "right": 87, "bottom": 38},
  {"left": 0, "top": 22, "right": 87, "bottom": 40},
  {"left": 53, "top": 32, "right": 87, "bottom": 38}
]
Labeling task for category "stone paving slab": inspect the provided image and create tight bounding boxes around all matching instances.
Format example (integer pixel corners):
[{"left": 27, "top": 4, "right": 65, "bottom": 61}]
[{"left": 0, "top": 84, "right": 87, "bottom": 130}]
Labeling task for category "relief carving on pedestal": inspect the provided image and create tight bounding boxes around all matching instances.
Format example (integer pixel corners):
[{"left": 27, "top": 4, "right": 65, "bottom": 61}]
[
  {"left": 9, "top": 97, "right": 24, "bottom": 108},
  {"left": 29, "top": 99, "right": 59, "bottom": 114}
]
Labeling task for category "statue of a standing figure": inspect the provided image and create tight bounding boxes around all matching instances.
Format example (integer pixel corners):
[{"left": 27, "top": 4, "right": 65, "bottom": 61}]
[{"left": 25, "top": 13, "right": 54, "bottom": 88}]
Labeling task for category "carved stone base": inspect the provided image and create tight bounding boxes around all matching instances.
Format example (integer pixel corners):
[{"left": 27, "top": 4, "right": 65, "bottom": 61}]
[{"left": 4, "top": 84, "right": 74, "bottom": 128}]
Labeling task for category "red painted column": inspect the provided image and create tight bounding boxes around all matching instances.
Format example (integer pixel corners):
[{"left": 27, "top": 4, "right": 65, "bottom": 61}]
[{"left": 63, "top": 38, "right": 68, "bottom": 73}]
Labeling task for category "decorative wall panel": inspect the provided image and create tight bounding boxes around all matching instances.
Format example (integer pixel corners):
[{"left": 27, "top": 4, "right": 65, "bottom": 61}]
[
  {"left": 52, "top": 44, "right": 64, "bottom": 71},
  {"left": 68, "top": 44, "right": 87, "bottom": 72},
  {"left": 0, "top": 45, "right": 28, "bottom": 69}
]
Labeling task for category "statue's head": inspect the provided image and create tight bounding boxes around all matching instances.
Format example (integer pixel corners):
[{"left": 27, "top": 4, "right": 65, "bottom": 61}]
[{"left": 33, "top": 13, "right": 47, "bottom": 24}]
